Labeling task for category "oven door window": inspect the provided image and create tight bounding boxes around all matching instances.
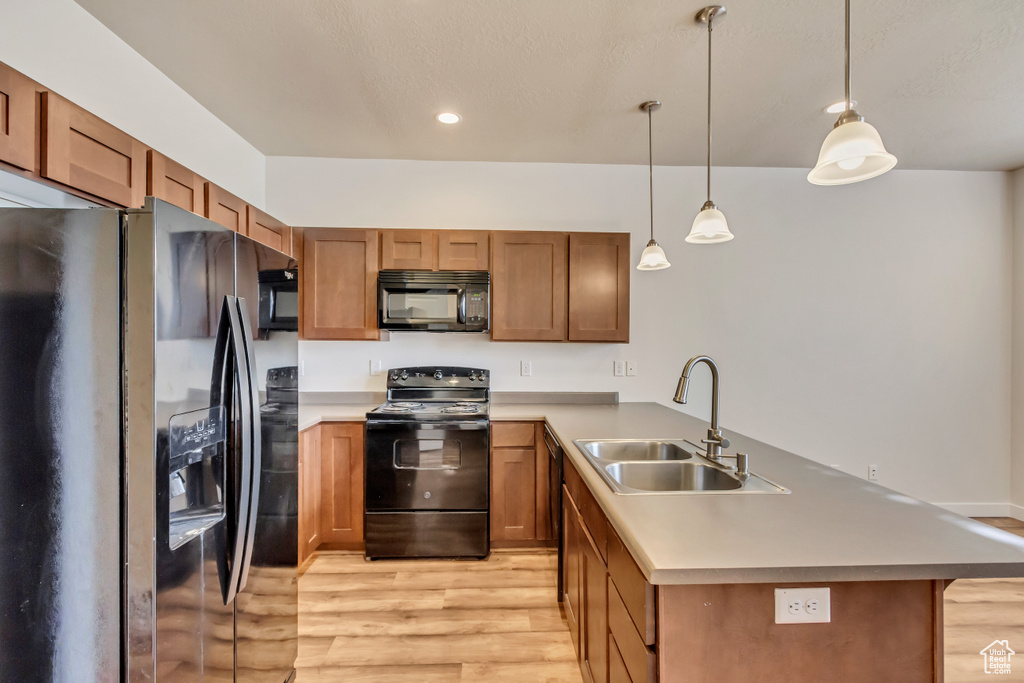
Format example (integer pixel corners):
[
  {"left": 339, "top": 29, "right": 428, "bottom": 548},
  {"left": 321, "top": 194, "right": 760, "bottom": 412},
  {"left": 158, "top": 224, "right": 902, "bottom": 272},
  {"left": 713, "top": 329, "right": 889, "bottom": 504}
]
[
  {"left": 395, "top": 439, "right": 462, "bottom": 469},
  {"left": 386, "top": 289, "right": 458, "bottom": 322}
]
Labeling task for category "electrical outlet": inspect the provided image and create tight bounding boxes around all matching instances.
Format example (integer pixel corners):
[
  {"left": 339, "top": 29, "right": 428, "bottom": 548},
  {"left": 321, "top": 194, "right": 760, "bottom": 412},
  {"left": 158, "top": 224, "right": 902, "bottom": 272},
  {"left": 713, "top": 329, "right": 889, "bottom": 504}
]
[
  {"left": 775, "top": 588, "right": 831, "bottom": 624},
  {"left": 626, "top": 361, "right": 637, "bottom": 376},
  {"left": 369, "top": 359, "right": 382, "bottom": 375},
  {"left": 613, "top": 361, "right": 625, "bottom": 377},
  {"left": 868, "top": 464, "right": 879, "bottom": 481},
  {"left": 521, "top": 360, "right": 532, "bottom": 377}
]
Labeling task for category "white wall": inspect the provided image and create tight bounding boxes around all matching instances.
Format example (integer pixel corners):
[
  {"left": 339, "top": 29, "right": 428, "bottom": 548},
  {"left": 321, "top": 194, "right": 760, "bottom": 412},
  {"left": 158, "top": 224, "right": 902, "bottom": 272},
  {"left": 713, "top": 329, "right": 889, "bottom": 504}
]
[
  {"left": 268, "top": 157, "right": 1013, "bottom": 512},
  {"left": 1012, "top": 167, "right": 1024, "bottom": 519},
  {"left": 0, "top": 0, "right": 266, "bottom": 207}
]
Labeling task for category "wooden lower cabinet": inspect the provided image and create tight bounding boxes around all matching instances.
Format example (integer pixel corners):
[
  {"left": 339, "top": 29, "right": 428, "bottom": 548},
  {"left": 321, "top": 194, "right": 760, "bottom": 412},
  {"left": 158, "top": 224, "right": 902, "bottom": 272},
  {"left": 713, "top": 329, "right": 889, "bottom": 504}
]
[
  {"left": 297, "top": 421, "right": 365, "bottom": 562},
  {"left": 561, "top": 456, "right": 945, "bottom": 683},
  {"left": 490, "top": 421, "right": 553, "bottom": 546},
  {"left": 320, "top": 422, "right": 365, "bottom": 548},
  {"left": 298, "top": 425, "right": 322, "bottom": 565}
]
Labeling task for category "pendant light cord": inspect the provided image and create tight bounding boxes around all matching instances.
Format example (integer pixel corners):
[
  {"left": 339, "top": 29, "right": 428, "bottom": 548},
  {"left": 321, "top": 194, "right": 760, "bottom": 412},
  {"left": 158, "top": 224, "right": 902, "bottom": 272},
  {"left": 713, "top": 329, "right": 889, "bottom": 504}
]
[
  {"left": 844, "top": 0, "right": 852, "bottom": 110},
  {"left": 648, "top": 105, "right": 655, "bottom": 241},
  {"left": 706, "top": 14, "right": 714, "bottom": 204}
]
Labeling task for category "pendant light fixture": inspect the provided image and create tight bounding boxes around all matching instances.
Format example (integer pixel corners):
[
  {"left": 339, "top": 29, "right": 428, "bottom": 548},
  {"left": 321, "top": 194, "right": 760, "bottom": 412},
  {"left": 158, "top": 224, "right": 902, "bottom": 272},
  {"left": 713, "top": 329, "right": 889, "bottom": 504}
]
[
  {"left": 808, "top": 0, "right": 896, "bottom": 185},
  {"left": 637, "top": 100, "right": 671, "bottom": 271},
  {"left": 687, "top": 6, "right": 733, "bottom": 244}
]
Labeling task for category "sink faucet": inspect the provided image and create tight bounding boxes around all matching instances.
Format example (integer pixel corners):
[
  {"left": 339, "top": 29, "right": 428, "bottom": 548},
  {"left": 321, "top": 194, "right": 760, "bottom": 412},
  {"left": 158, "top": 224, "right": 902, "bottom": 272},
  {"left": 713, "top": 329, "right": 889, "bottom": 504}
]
[{"left": 673, "top": 355, "right": 730, "bottom": 459}]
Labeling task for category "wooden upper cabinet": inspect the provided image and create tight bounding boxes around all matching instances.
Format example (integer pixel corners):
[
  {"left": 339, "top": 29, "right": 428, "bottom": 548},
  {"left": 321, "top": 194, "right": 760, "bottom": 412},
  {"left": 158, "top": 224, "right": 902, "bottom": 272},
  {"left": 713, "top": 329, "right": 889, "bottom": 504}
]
[
  {"left": 0, "top": 62, "right": 38, "bottom": 171},
  {"left": 301, "top": 228, "right": 379, "bottom": 340},
  {"left": 247, "top": 205, "right": 292, "bottom": 255},
  {"left": 438, "top": 230, "right": 489, "bottom": 270},
  {"left": 568, "top": 232, "right": 630, "bottom": 343},
  {"left": 491, "top": 231, "right": 568, "bottom": 341},
  {"left": 40, "top": 91, "right": 146, "bottom": 207},
  {"left": 204, "top": 182, "right": 246, "bottom": 233},
  {"left": 147, "top": 150, "right": 204, "bottom": 213},
  {"left": 380, "top": 229, "right": 436, "bottom": 270}
]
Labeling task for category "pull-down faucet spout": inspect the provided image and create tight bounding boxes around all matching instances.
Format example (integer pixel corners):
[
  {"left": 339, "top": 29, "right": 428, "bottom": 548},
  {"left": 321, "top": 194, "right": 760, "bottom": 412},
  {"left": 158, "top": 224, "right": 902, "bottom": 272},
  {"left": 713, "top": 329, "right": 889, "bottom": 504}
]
[{"left": 674, "top": 355, "right": 729, "bottom": 458}]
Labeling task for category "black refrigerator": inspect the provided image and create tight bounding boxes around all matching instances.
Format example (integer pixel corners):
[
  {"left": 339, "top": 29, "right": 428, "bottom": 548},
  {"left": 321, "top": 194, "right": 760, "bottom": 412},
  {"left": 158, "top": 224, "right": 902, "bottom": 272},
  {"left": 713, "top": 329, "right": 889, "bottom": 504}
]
[{"left": 0, "top": 198, "right": 299, "bottom": 682}]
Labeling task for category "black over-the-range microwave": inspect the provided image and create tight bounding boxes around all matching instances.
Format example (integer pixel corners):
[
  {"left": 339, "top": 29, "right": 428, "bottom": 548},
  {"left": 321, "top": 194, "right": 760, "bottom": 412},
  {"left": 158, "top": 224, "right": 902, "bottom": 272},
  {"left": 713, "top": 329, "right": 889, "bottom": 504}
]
[
  {"left": 378, "top": 270, "right": 489, "bottom": 332},
  {"left": 258, "top": 268, "right": 299, "bottom": 334}
]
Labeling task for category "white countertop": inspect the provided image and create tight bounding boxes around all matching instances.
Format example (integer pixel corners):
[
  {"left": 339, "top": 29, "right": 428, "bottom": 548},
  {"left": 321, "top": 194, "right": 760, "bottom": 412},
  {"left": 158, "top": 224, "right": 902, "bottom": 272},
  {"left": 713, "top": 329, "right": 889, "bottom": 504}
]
[{"left": 299, "top": 400, "right": 1024, "bottom": 585}]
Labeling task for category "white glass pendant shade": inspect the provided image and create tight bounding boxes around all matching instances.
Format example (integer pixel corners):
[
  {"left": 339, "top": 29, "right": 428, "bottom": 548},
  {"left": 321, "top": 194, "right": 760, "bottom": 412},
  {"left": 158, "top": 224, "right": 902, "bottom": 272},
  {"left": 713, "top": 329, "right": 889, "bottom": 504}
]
[
  {"left": 637, "top": 240, "right": 671, "bottom": 270},
  {"left": 686, "top": 206, "right": 733, "bottom": 244},
  {"left": 808, "top": 119, "right": 897, "bottom": 186}
]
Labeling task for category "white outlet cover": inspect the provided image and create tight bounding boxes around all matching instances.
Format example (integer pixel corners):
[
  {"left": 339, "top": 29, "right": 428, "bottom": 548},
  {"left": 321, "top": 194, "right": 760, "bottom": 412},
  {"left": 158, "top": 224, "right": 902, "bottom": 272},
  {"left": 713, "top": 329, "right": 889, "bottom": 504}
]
[
  {"left": 774, "top": 587, "right": 830, "bottom": 624},
  {"left": 613, "top": 361, "right": 625, "bottom": 377},
  {"left": 521, "top": 360, "right": 532, "bottom": 377},
  {"left": 626, "top": 361, "right": 637, "bottom": 376}
]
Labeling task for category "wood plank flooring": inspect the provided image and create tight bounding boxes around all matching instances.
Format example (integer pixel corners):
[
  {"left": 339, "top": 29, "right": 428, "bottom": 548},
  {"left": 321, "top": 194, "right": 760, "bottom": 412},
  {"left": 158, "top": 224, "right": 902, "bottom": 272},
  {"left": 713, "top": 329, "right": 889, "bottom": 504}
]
[
  {"left": 296, "top": 549, "right": 582, "bottom": 682},
  {"left": 945, "top": 517, "right": 1024, "bottom": 682},
  {"left": 297, "top": 518, "right": 1024, "bottom": 682}
]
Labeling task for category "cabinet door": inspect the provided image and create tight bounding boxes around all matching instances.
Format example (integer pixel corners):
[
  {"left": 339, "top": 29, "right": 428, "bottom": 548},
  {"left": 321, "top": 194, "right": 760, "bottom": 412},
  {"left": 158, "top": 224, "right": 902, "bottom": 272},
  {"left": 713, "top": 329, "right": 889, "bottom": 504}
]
[
  {"left": 204, "top": 182, "right": 246, "bottom": 233},
  {"left": 491, "top": 231, "right": 567, "bottom": 341},
  {"left": 535, "top": 423, "right": 552, "bottom": 542},
  {"left": 380, "top": 229, "right": 436, "bottom": 270},
  {"left": 246, "top": 205, "right": 292, "bottom": 255},
  {"left": 0, "top": 62, "right": 37, "bottom": 171},
  {"left": 301, "top": 228, "right": 379, "bottom": 340},
  {"left": 320, "top": 422, "right": 364, "bottom": 546},
  {"left": 582, "top": 522, "right": 609, "bottom": 683},
  {"left": 568, "top": 233, "right": 630, "bottom": 342},
  {"left": 147, "top": 150, "right": 204, "bottom": 213},
  {"left": 438, "top": 230, "right": 489, "bottom": 270},
  {"left": 563, "top": 487, "right": 582, "bottom": 657},
  {"left": 298, "top": 426, "right": 322, "bottom": 564},
  {"left": 40, "top": 91, "right": 146, "bottom": 207},
  {"left": 490, "top": 448, "right": 537, "bottom": 541}
]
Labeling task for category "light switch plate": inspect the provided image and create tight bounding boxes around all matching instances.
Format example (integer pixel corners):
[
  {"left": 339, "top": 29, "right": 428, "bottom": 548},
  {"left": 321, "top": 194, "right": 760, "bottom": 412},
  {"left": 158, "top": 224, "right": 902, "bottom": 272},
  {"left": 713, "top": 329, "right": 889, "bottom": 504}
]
[
  {"left": 626, "top": 361, "right": 637, "bottom": 376},
  {"left": 774, "top": 587, "right": 830, "bottom": 624}
]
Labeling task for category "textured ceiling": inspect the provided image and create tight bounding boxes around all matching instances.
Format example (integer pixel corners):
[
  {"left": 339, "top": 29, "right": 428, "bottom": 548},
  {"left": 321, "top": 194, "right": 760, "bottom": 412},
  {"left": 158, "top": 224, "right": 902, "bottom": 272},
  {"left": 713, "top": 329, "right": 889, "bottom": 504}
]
[{"left": 74, "top": 0, "right": 1024, "bottom": 171}]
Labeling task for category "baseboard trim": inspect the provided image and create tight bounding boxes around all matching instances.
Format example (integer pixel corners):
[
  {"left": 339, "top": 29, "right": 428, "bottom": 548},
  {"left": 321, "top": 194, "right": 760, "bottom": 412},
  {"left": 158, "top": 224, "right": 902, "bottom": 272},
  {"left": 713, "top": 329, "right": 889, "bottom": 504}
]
[
  {"left": 934, "top": 503, "right": 1011, "bottom": 518},
  {"left": 1009, "top": 504, "right": 1024, "bottom": 522}
]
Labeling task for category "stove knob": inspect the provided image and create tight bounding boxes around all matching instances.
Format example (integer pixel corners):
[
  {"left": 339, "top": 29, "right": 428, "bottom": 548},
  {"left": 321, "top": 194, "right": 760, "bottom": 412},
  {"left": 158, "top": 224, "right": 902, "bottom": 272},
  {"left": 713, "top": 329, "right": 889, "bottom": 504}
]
[
  {"left": 433, "top": 370, "right": 443, "bottom": 380},
  {"left": 400, "top": 371, "right": 408, "bottom": 380},
  {"left": 390, "top": 372, "right": 399, "bottom": 381},
  {"left": 469, "top": 372, "right": 477, "bottom": 381}
]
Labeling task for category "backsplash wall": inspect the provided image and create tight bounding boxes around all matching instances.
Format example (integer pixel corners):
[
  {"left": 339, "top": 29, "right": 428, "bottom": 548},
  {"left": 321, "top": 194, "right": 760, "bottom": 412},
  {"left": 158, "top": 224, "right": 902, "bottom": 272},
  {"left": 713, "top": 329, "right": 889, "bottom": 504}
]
[{"left": 270, "top": 157, "right": 1012, "bottom": 513}]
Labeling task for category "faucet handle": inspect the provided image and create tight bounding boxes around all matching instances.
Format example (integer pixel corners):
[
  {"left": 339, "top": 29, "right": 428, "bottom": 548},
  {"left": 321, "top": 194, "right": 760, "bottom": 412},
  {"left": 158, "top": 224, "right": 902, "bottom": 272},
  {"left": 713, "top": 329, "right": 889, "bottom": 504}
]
[{"left": 719, "top": 436, "right": 731, "bottom": 449}]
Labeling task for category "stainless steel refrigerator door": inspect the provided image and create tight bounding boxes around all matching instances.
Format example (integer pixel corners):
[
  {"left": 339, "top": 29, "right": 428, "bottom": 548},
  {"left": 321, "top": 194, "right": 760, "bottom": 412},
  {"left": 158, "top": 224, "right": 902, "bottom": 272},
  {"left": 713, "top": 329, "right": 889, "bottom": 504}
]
[
  {"left": 0, "top": 208, "right": 122, "bottom": 682},
  {"left": 125, "top": 198, "right": 237, "bottom": 682},
  {"left": 234, "top": 236, "right": 299, "bottom": 683}
]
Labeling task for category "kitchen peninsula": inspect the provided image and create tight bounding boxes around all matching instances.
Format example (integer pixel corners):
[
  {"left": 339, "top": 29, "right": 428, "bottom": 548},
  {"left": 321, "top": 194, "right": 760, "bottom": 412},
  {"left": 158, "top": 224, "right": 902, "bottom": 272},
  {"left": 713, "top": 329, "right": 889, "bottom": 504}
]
[{"left": 299, "top": 400, "right": 1024, "bottom": 682}]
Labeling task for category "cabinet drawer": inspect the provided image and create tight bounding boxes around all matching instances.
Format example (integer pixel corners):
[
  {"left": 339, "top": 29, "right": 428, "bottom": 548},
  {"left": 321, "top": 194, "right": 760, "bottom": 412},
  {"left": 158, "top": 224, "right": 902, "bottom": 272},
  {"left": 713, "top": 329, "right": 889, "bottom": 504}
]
[
  {"left": 491, "top": 422, "right": 536, "bottom": 447},
  {"left": 608, "top": 527, "right": 655, "bottom": 646},
  {"left": 608, "top": 577, "right": 656, "bottom": 683}
]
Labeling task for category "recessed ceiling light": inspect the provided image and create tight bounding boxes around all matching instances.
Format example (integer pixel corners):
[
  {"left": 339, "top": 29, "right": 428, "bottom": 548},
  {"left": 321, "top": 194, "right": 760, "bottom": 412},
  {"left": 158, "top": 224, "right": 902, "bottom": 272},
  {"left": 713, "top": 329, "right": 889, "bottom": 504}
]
[
  {"left": 824, "top": 100, "right": 857, "bottom": 114},
  {"left": 436, "top": 112, "right": 461, "bottom": 124}
]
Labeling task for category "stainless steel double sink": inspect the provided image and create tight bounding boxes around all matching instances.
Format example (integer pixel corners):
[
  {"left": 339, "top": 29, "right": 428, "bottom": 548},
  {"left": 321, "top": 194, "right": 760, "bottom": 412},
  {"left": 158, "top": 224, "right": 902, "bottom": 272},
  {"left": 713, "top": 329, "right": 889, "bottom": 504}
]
[{"left": 572, "top": 439, "right": 789, "bottom": 495}]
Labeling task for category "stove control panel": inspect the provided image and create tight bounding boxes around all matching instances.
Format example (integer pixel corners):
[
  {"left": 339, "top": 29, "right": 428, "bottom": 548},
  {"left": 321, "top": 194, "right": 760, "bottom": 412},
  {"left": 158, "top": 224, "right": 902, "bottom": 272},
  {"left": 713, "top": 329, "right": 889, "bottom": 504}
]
[{"left": 386, "top": 366, "right": 489, "bottom": 389}]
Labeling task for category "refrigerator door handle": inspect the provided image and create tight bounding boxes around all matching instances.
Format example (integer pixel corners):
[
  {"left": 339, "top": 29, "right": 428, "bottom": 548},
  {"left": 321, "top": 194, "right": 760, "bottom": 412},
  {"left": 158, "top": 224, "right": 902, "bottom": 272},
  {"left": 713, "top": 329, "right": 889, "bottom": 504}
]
[
  {"left": 233, "top": 296, "right": 262, "bottom": 594},
  {"left": 215, "top": 295, "right": 256, "bottom": 606}
]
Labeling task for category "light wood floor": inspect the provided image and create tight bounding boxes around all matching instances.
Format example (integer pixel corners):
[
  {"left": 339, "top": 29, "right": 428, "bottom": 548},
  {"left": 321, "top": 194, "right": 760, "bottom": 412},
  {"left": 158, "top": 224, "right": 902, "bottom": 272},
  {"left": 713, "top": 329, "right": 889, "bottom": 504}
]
[
  {"left": 295, "top": 549, "right": 581, "bottom": 682},
  {"left": 945, "top": 517, "right": 1024, "bottom": 682},
  {"left": 296, "top": 518, "right": 1024, "bottom": 682}
]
